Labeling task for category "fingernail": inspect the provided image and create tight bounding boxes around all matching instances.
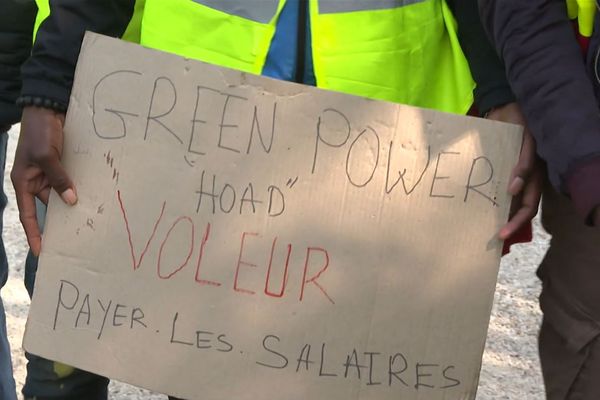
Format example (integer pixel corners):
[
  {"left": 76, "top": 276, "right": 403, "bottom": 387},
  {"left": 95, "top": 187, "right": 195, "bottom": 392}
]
[
  {"left": 61, "top": 189, "right": 78, "bottom": 206},
  {"left": 508, "top": 177, "right": 524, "bottom": 195}
]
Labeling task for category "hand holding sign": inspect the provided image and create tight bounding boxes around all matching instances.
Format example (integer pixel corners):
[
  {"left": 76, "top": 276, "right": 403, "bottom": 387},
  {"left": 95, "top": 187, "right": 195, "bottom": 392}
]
[
  {"left": 485, "top": 103, "right": 542, "bottom": 241},
  {"left": 12, "top": 106, "right": 76, "bottom": 256}
]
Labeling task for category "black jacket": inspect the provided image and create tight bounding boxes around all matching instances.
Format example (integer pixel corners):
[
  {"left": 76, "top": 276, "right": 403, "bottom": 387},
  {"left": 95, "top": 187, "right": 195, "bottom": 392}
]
[
  {"left": 479, "top": 0, "right": 600, "bottom": 221},
  {"left": 20, "top": 0, "right": 135, "bottom": 108},
  {"left": 451, "top": 0, "right": 514, "bottom": 114},
  {"left": 0, "top": 0, "right": 37, "bottom": 130}
]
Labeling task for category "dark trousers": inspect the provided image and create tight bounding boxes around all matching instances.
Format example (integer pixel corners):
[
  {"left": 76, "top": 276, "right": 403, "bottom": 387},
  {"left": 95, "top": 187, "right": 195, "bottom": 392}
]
[
  {"left": 537, "top": 179, "right": 600, "bottom": 400},
  {"left": 540, "top": 320, "right": 600, "bottom": 400},
  {"left": 23, "top": 250, "right": 110, "bottom": 400}
]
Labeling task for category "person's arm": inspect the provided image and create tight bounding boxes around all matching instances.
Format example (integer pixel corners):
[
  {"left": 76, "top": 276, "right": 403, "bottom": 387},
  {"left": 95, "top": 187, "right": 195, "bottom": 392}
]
[
  {"left": 479, "top": 0, "right": 600, "bottom": 225},
  {"left": 0, "top": 0, "right": 37, "bottom": 130},
  {"left": 13, "top": 0, "right": 134, "bottom": 256},
  {"left": 450, "top": 0, "right": 542, "bottom": 240},
  {"left": 448, "top": 0, "right": 515, "bottom": 114},
  {"left": 20, "top": 0, "right": 135, "bottom": 107}
]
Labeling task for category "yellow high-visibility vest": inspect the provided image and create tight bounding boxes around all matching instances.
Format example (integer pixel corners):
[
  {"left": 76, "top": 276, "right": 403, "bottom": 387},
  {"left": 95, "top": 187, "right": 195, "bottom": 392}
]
[
  {"left": 140, "top": 0, "right": 475, "bottom": 115},
  {"left": 33, "top": 0, "right": 145, "bottom": 43},
  {"left": 567, "top": 0, "right": 597, "bottom": 37}
]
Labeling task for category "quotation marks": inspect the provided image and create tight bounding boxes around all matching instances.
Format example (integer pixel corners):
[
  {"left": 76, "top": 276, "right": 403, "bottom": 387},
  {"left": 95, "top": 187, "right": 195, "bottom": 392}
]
[
  {"left": 73, "top": 144, "right": 90, "bottom": 155},
  {"left": 286, "top": 177, "right": 298, "bottom": 189},
  {"left": 104, "top": 151, "right": 120, "bottom": 183},
  {"left": 106, "top": 151, "right": 114, "bottom": 167},
  {"left": 184, "top": 155, "right": 196, "bottom": 167}
]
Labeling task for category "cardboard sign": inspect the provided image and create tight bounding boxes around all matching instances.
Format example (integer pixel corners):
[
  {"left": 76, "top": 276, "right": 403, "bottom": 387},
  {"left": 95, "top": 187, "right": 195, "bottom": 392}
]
[{"left": 25, "top": 33, "right": 522, "bottom": 400}]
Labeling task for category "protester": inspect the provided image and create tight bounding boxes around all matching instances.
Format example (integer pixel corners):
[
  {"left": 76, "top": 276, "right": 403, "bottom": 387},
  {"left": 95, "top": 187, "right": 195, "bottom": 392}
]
[
  {"left": 12, "top": 0, "right": 532, "bottom": 398},
  {"left": 12, "top": 1, "right": 146, "bottom": 399},
  {"left": 480, "top": 0, "right": 600, "bottom": 398},
  {"left": 453, "top": 0, "right": 542, "bottom": 244},
  {"left": 0, "top": 1, "right": 38, "bottom": 398},
  {"left": 1, "top": 2, "right": 108, "bottom": 399}
]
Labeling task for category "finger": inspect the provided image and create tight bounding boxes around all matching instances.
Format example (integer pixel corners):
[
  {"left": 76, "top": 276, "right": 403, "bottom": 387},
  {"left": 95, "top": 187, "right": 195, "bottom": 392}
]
[
  {"left": 500, "top": 175, "right": 542, "bottom": 240},
  {"left": 37, "top": 151, "right": 77, "bottom": 205},
  {"left": 14, "top": 188, "right": 42, "bottom": 256},
  {"left": 507, "top": 130, "right": 537, "bottom": 195},
  {"left": 37, "top": 187, "right": 51, "bottom": 205},
  {"left": 508, "top": 176, "right": 525, "bottom": 196},
  {"left": 35, "top": 176, "right": 51, "bottom": 205},
  {"left": 499, "top": 205, "right": 537, "bottom": 240},
  {"left": 519, "top": 130, "right": 537, "bottom": 172},
  {"left": 521, "top": 169, "right": 543, "bottom": 211}
]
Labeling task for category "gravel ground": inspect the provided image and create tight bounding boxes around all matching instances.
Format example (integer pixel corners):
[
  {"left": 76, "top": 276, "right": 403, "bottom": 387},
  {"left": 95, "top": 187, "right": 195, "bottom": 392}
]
[{"left": 2, "top": 125, "right": 547, "bottom": 399}]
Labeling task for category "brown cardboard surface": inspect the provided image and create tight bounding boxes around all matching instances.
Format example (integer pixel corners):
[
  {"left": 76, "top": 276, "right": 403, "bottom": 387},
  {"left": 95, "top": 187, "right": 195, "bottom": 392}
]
[{"left": 24, "top": 33, "right": 522, "bottom": 400}]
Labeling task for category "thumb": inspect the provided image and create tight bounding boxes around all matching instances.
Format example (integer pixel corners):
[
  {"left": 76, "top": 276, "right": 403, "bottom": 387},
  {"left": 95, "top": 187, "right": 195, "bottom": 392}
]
[{"left": 38, "top": 153, "right": 78, "bottom": 205}]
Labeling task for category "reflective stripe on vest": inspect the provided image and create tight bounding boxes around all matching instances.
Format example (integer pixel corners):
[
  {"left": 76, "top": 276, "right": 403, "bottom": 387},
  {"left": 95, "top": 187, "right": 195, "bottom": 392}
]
[
  {"left": 566, "top": 0, "right": 596, "bottom": 37},
  {"left": 191, "top": 0, "right": 280, "bottom": 23},
  {"left": 140, "top": 0, "right": 474, "bottom": 114},
  {"left": 318, "top": 0, "right": 425, "bottom": 13},
  {"left": 33, "top": 0, "right": 144, "bottom": 43}
]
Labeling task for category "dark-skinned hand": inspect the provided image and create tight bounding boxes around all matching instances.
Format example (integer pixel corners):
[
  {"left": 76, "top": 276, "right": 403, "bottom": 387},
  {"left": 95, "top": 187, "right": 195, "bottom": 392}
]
[
  {"left": 486, "top": 102, "right": 543, "bottom": 241},
  {"left": 11, "top": 106, "right": 77, "bottom": 256}
]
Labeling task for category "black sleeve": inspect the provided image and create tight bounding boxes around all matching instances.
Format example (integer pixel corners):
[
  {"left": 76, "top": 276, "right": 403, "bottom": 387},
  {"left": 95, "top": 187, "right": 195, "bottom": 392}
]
[
  {"left": 0, "top": 0, "right": 37, "bottom": 128},
  {"left": 20, "top": 0, "right": 135, "bottom": 108},
  {"left": 478, "top": 0, "right": 600, "bottom": 194},
  {"left": 448, "top": 0, "right": 515, "bottom": 115}
]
